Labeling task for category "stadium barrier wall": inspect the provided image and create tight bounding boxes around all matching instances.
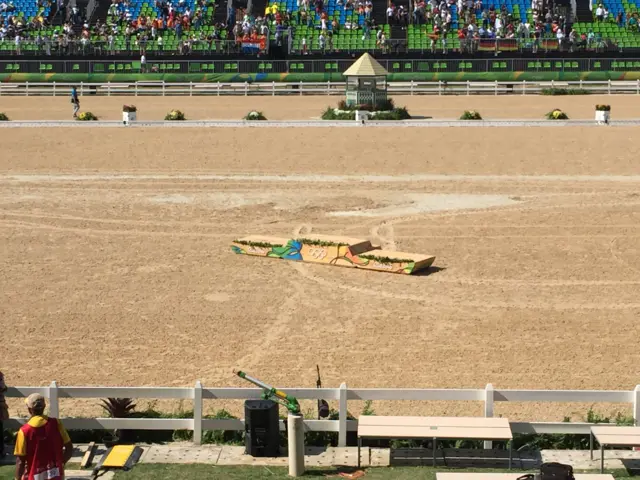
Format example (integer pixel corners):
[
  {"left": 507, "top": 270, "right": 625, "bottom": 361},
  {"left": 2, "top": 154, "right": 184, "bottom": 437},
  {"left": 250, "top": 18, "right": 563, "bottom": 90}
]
[
  {"left": 2, "top": 58, "right": 640, "bottom": 75},
  {"left": 5, "top": 383, "right": 640, "bottom": 447},
  {"left": 2, "top": 79, "right": 640, "bottom": 96},
  {"left": 3, "top": 72, "right": 640, "bottom": 85}
]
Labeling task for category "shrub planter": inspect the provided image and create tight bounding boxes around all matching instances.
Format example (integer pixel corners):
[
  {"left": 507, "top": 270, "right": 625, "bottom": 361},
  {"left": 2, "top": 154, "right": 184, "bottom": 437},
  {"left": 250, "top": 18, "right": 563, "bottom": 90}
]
[
  {"left": 123, "top": 105, "right": 137, "bottom": 125},
  {"left": 595, "top": 105, "right": 611, "bottom": 125}
]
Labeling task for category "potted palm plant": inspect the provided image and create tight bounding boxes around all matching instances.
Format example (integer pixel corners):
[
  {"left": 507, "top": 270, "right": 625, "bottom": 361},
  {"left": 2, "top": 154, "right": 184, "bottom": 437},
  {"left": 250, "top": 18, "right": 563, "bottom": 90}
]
[{"left": 100, "top": 397, "right": 136, "bottom": 446}]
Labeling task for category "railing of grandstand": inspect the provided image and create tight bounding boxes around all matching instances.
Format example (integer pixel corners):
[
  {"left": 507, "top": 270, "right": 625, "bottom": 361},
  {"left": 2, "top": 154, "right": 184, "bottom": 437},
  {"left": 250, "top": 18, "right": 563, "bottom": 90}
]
[
  {"left": 0, "top": 37, "right": 624, "bottom": 57},
  {"left": 4, "top": 383, "right": 640, "bottom": 447},
  {"left": 0, "top": 40, "right": 266, "bottom": 57},
  {"left": 1, "top": 58, "right": 638, "bottom": 75}
]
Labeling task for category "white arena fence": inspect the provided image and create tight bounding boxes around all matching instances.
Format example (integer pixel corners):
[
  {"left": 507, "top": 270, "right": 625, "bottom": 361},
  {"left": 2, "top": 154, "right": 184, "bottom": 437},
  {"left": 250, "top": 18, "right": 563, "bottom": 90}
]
[
  {"left": 2, "top": 80, "right": 640, "bottom": 97},
  {"left": 5, "top": 383, "right": 640, "bottom": 446}
]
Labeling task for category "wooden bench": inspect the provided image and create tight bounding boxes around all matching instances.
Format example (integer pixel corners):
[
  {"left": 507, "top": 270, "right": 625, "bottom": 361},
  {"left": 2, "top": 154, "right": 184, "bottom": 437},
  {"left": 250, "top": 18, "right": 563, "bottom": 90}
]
[
  {"left": 590, "top": 426, "right": 640, "bottom": 472},
  {"left": 437, "top": 473, "right": 615, "bottom": 480},
  {"left": 357, "top": 416, "right": 513, "bottom": 468}
]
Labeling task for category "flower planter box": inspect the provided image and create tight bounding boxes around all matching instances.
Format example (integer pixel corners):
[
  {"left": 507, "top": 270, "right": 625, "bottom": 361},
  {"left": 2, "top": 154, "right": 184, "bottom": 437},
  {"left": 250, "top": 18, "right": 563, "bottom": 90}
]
[
  {"left": 231, "top": 235, "right": 290, "bottom": 257},
  {"left": 123, "top": 111, "right": 137, "bottom": 124},
  {"left": 231, "top": 234, "right": 436, "bottom": 275},
  {"left": 296, "top": 235, "right": 372, "bottom": 266},
  {"left": 595, "top": 110, "right": 610, "bottom": 124},
  {"left": 356, "top": 250, "right": 436, "bottom": 275}
]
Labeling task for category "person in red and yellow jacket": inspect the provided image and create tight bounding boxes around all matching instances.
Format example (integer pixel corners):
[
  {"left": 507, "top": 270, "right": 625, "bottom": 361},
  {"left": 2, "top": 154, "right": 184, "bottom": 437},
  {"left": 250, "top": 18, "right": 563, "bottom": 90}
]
[{"left": 14, "top": 394, "right": 73, "bottom": 480}]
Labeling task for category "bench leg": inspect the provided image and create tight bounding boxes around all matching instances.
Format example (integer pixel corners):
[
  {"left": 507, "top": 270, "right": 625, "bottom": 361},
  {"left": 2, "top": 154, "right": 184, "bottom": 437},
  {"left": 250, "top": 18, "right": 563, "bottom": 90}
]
[
  {"left": 357, "top": 436, "right": 362, "bottom": 468},
  {"left": 433, "top": 437, "right": 437, "bottom": 467},
  {"left": 509, "top": 440, "right": 512, "bottom": 470},
  {"left": 600, "top": 444, "right": 604, "bottom": 473}
]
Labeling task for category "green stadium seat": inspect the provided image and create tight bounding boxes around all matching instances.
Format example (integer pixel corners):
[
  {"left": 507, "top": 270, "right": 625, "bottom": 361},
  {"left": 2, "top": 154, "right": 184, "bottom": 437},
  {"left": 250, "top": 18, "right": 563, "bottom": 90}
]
[
  {"left": 593, "top": 61, "right": 602, "bottom": 69},
  {"left": 93, "top": 64, "right": 105, "bottom": 73},
  {"left": 189, "top": 63, "right": 201, "bottom": 72},
  {"left": 72, "top": 64, "right": 80, "bottom": 72},
  {"left": 173, "top": 64, "right": 180, "bottom": 71},
  {"left": 108, "top": 64, "right": 116, "bottom": 72},
  {"left": 418, "top": 62, "right": 429, "bottom": 71},
  {"left": 392, "top": 62, "right": 400, "bottom": 71},
  {"left": 404, "top": 62, "right": 412, "bottom": 71},
  {"left": 39, "top": 64, "right": 47, "bottom": 72},
  {"left": 297, "top": 63, "right": 304, "bottom": 71},
  {"left": 5, "top": 64, "right": 13, "bottom": 71}
]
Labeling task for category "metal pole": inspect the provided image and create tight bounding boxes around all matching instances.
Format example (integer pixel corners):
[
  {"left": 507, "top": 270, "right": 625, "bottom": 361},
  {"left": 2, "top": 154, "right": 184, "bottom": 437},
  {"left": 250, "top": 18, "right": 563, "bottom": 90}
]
[{"left": 287, "top": 414, "right": 305, "bottom": 477}]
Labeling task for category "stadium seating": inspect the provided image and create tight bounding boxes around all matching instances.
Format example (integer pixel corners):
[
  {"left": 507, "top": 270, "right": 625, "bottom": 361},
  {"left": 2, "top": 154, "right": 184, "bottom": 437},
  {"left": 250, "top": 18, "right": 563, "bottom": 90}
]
[
  {"left": 266, "top": 0, "right": 389, "bottom": 52},
  {"left": 1, "top": 0, "right": 50, "bottom": 26}
]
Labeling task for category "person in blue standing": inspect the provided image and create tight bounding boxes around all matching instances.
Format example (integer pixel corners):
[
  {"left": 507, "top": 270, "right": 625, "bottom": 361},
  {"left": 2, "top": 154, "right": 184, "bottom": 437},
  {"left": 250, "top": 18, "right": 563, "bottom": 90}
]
[{"left": 71, "top": 86, "right": 80, "bottom": 118}]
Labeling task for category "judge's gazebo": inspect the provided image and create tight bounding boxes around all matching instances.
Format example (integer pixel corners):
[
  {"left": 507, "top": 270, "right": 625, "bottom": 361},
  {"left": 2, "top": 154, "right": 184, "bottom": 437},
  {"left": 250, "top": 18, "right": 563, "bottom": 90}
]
[{"left": 343, "top": 53, "right": 389, "bottom": 108}]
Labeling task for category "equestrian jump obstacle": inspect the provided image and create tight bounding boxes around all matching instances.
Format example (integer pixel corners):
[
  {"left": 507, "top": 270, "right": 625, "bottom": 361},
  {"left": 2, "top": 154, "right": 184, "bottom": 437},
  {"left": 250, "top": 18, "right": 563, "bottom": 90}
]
[{"left": 231, "top": 234, "right": 435, "bottom": 275}]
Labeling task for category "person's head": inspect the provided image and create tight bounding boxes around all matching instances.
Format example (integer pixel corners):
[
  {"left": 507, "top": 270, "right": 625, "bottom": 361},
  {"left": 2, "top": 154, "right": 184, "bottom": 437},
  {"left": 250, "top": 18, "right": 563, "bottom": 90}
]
[{"left": 25, "top": 393, "right": 46, "bottom": 416}]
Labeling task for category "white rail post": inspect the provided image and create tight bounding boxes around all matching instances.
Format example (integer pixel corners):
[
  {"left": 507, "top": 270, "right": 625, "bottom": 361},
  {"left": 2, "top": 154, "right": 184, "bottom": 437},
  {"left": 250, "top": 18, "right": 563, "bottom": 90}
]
[
  {"left": 467, "top": 80, "right": 470, "bottom": 96},
  {"left": 522, "top": 80, "right": 526, "bottom": 95},
  {"left": 49, "top": 381, "right": 60, "bottom": 418},
  {"left": 272, "top": 81, "right": 276, "bottom": 96},
  {"left": 634, "top": 385, "right": 640, "bottom": 426},
  {"left": 244, "top": 81, "right": 248, "bottom": 96},
  {"left": 193, "top": 381, "right": 203, "bottom": 445},
  {"left": 494, "top": 80, "right": 498, "bottom": 96},
  {"left": 484, "top": 383, "right": 494, "bottom": 449},
  {"left": 299, "top": 81, "right": 303, "bottom": 96},
  {"left": 190, "top": 82, "right": 193, "bottom": 96},
  {"left": 327, "top": 81, "right": 331, "bottom": 95},
  {"left": 217, "top": 82, "right": 221, "bottom": 96},
  {"left": 608, "top": 79, "right": 611, "bottom": 95},
  {"left": 338, "top": 382, "right": 348, "bottom": 447},
  {"left": 287, "top": 414, "right": 305, "bottom": 476},
  {"left": 53, "top": 81, "right": 56, "bottom": 97},
  {"left": 411, "top": 80, "right": 414, "bottom": 96},
  {"left": 637, "top": 79, "right": 639, "bottom": 95}
]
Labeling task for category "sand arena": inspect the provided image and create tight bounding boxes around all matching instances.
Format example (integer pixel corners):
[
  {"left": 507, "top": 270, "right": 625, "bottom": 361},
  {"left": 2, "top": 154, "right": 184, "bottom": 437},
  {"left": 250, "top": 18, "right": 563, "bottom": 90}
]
[{"left": 1, "top": 95, "right": 639, "bottom": 420}]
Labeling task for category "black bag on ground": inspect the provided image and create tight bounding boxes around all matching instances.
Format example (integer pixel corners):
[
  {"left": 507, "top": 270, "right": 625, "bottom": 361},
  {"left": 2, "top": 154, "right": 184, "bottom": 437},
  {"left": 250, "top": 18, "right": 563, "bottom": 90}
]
[{"left": 540, "top": 462, "right": 575, "bottom": 480}]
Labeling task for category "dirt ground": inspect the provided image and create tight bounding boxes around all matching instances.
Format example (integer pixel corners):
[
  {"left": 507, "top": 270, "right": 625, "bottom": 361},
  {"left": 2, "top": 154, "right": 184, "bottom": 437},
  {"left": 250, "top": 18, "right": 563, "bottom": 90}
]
[{"left": 1, "top": 96, "right": 640, "bottom": 422}]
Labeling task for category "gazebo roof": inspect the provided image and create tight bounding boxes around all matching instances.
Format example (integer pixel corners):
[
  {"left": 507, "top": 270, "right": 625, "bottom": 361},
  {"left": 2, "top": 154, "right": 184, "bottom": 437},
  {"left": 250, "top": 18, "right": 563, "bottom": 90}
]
[{"left": 343, "top": 53, "right": 388, "bottom": 77}]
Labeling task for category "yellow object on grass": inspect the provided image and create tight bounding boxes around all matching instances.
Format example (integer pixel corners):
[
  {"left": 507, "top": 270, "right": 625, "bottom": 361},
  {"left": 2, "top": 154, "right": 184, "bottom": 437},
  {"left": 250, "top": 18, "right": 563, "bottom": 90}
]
[{"left": 102, "top": 445, "right": 137, "bottom": 468}]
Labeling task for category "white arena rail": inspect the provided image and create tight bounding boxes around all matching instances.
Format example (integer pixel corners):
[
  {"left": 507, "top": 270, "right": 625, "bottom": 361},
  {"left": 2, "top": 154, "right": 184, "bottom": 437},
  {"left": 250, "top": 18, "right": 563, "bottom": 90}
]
[
  {"left": 5, "top": 382, "right": 640, "bottom": 446},
  {"left": 2, "top": 80, "right": 640, "bottom": 97}
]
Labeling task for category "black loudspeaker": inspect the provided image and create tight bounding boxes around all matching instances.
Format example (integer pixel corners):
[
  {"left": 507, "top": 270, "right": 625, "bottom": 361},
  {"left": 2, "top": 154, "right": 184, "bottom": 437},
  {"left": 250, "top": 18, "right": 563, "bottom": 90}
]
[{"left": 244, "top": 400, "right": 280, "bottom": 457}]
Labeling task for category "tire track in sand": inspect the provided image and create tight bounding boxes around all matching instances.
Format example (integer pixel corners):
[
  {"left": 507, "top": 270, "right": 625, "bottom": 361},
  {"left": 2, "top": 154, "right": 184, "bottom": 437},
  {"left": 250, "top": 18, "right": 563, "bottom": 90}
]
[{"left": 289, "top": 263, "right": 640, "bottom": 311}]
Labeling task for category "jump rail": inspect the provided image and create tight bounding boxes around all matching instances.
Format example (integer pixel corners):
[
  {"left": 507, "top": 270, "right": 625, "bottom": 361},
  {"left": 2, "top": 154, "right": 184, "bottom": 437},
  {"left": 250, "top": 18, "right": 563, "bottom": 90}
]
[
  {"left": 1, "top": 80, "right": 640, "bottom": 96},
  {"left": 5, "top": 383, "right": 640, "bottom": 447}
]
